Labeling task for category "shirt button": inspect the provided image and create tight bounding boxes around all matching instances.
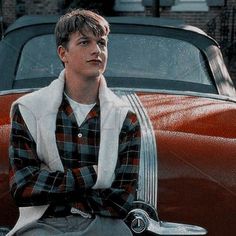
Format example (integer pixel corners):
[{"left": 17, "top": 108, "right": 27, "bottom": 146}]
[{"left": 78, "top": 133, "right": 83, "bottom": 138}]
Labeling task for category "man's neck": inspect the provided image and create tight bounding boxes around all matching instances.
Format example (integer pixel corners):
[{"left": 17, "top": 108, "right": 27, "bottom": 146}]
[{"left": 64, "top": 70, "right": 100, "bottom": 104}]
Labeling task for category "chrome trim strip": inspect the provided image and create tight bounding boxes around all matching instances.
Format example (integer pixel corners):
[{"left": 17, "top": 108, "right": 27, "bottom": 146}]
[
  {"left": 116, "top": 91, "right": 158, "bottom": 208},
  {"left": 0, "top": 88, "right": 39, "bottom": 96},
  {"left": 1, "top": 87, "right": 235, "bottom": 103},
  {"left": 112, "top": 87, "right": 236, "bottom": 103}
]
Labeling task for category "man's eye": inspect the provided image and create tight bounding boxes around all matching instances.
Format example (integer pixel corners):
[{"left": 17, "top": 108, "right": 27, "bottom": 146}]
[
  {"left": 79, "top": 41, "right": 88, "bottom": 45},
  {"left": 98, "top": 41, "right": 106, "bottom": 46}
]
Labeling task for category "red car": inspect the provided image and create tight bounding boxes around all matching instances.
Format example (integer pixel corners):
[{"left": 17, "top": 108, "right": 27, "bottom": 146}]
[{"left": 0, "top": 16, "right": 235, "bottom": 235}]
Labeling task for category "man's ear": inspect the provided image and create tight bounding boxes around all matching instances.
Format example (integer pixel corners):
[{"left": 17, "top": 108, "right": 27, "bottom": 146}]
[{"left": 57, "top": 45, "right": 68, "bottom": 64}]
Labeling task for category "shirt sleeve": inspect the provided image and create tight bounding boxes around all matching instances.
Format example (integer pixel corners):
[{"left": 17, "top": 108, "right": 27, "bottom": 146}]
[
  {"left": 88, "top": 111, "right": 141, "bottom": 218},
  {"left": 9, "top": 105, "right": 97, "bottom": 207}
]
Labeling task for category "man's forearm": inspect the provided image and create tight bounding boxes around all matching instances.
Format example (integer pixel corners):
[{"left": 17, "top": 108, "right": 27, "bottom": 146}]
[{"left": 10, "top": 163, "right": 97, "bottom": 207}]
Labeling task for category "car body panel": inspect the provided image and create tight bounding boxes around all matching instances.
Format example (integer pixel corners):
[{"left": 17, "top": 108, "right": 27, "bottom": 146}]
[
  {"left": 0, "top": 16, "right": 236, "bottom": 235},
  {"left": 139, "top": 92, "right": 236, "bottom": 235},
  {"left": 0, "top": 93, "right": 24, "bottom": 227},
  {"left": 1, "top": 90, "right": 236, "bottom": 235}
]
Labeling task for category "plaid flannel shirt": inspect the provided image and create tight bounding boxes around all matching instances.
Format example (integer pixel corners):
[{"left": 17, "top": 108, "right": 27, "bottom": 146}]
[{"left": 9, "top": 94, "right": 141, "bottom": 218}]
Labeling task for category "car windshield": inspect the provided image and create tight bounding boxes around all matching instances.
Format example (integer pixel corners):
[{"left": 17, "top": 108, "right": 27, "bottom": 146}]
[{"left": 16, "top": 33, "right": 213, "bottom": 88}]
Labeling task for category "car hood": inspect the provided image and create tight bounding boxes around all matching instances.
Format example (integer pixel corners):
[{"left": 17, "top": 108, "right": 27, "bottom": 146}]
[
  {"left": 138, "top": 92, "right": 236, "bottom": 236},
  {"left": 139, "top": 92, "right": 236, "bottom": 138},
  {"left": 138, "top": 92, "right": 236, "bottom": 191}
]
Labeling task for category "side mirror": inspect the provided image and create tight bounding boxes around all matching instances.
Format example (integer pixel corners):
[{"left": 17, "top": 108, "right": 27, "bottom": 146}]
[{"left": 125, "top": 201, "right": 207, "bottom": 235}]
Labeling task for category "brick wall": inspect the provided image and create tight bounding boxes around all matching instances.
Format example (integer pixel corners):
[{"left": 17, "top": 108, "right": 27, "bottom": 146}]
[
  {"left": 2, "top": 0, "right": 16, "bottom": 25},
  {"left": 24, "top": 0, "right": 60, "bottom": 15},
  {"left": 1, "top": 0, "right": 234, "bottom": 31},
  {"left": 145, "top": 2, "right": 233, "bottom": 32},
  {"left": 158, "top": 9, "right": 222, "bottom": 32}
]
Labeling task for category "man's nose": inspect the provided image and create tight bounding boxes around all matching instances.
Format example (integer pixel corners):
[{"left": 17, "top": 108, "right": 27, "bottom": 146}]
[{"left": 91, "top": 42, "right": 101, "bottom": 55}]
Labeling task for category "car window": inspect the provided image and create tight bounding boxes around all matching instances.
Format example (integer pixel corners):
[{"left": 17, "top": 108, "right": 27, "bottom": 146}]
[
  {"left": 16, "top": 34, "right": 63, "bottom": 80},
  {"left": 16, "top": 33, "right": 213, "bottom": 86},
  {"left": 106, "top": 34, "right": 212, "bottom": 85}
]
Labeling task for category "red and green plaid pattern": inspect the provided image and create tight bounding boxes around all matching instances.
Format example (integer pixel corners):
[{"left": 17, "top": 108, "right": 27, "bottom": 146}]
[{"left": 9, "top": 95, "right": 141, "bottom": 218}]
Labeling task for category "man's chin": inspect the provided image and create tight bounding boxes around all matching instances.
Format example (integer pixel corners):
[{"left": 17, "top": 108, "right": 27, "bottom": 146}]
[{"left": 86, "top": 70, "right": 104, "bottom": 79}]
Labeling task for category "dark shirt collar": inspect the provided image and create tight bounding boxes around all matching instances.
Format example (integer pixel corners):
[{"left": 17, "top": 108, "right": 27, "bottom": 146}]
[{"left": 60, "top": 94, "right": 100, "bottom": 122}]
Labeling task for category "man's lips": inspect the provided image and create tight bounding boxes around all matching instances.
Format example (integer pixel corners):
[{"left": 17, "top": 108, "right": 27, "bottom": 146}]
[{"left": 87, "top": 59, "right": 102, "bottom": 64}]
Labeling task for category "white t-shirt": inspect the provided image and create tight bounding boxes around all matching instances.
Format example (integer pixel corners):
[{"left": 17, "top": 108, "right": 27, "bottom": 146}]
[{"left": 64, "top": 93, "right": 96, "bottom": 126}]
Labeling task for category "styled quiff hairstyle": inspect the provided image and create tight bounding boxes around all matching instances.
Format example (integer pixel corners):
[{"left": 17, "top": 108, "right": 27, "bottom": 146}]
[{"left": 55, "top": 9, "right": 110, "bottom": 48}]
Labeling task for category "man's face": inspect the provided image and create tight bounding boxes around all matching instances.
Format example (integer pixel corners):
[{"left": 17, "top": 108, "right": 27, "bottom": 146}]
[{"left": 58, "top": 30, "right": 108, "bottom": 79}]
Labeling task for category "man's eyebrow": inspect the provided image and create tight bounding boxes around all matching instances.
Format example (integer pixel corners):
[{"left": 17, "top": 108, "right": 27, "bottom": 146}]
[
  {"left": 99, "top": 37, "right": 107, "bottom": 41},
  {"left": 99, "top": 37, "right": 108, "bottom": 42},
  {"left": 76, "top": 35, "right": 108, "bottom": 42},
  {"left": 77, "top": 36, "right": 89, "bottom": 40}
]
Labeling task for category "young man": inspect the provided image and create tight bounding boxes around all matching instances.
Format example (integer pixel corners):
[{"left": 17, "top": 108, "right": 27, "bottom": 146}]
[{"left": 8, "top": 9, "right": 141, "bottom": 236}]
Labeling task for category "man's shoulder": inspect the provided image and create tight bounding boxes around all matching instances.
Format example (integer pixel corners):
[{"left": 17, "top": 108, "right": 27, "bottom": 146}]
[
  {"left": 12, "top": 77, "right": 64, "bottom": 117},
  {"left": 14, "top": 85, "right": 50, "bottom": 109}
]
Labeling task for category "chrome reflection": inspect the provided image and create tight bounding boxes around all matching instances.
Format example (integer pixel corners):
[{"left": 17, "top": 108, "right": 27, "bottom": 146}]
[
  {"left": 115, "top": 90, "right": 158, "bottom": 208},
  {"left": 116, "top": 91, "right": 207, "bottom": 235},
  {"left": 126, "top": 208, "right": 207, "bottom": 235}
]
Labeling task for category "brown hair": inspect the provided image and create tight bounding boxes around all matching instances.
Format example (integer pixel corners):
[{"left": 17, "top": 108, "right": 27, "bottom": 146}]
[{"left": 55, "top": 9, "right": 110, "bottom": 48}]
